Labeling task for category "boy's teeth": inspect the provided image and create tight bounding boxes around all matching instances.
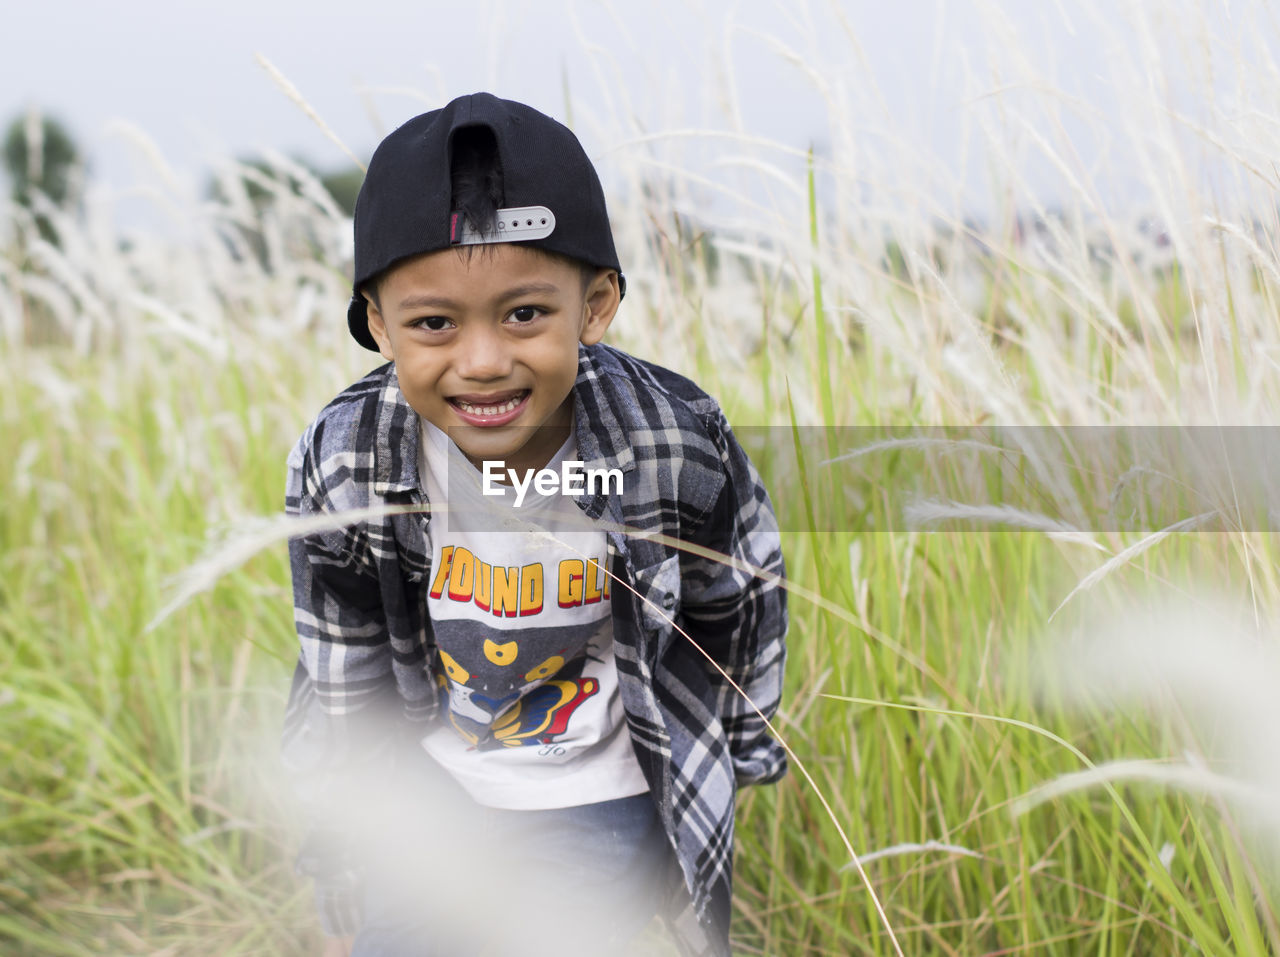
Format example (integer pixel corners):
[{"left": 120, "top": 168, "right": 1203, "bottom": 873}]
[{"left": 455, "top": 394, "right": 524, "bottom": 415}]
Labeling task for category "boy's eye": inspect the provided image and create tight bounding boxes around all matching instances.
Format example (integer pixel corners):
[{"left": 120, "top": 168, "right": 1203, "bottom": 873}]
[
  {"left": 507, "top": 306, "right": 542, "bottom": 324},
  {"left": 413, "top": 316, "right": 453, "bottom": 332}
]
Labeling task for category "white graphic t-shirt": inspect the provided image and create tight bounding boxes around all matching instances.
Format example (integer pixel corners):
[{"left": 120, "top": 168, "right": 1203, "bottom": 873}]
[{"left": 417, "top": 418, "right": 649, "bottom": 809}]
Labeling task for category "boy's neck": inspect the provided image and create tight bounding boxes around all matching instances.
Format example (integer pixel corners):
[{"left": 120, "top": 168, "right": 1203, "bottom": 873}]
[{"left": 461, "top": 420, "right": 573, "bottom": 481}]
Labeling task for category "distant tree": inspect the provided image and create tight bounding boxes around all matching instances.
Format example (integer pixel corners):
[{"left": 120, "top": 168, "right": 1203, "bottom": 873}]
[
  {"left": 2, "top": 111, "right": 82, "bottom": 246},
  {"left": 320, "top": 166, "right": 362, "bottom": 217}
]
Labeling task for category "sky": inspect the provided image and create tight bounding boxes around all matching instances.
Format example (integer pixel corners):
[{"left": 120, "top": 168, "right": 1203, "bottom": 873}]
[
  {"left": 4, "top": 0, "right": 1278, "bottom": 227},
  {"left": 6, "top": 1, "right": 838, "bottom": 186}
]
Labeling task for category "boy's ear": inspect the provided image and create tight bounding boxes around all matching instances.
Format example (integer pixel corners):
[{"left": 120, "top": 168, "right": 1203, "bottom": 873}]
[
  {"left": 365, "top": 295, "right": 396, "bottom": 361},
  {"left": 579, "top": 269, "right": 621, "bottom": 346}
]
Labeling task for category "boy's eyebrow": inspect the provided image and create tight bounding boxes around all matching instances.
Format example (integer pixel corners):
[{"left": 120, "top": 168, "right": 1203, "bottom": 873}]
[
  {"left": 396, "top": 282, "right": 562, "bottom": 312},
  {"left": 497, "top": 281, "right": 561, "bottom": 301},
  {"left": 398, "top": 294, "right": 460, "bottom": 311}
]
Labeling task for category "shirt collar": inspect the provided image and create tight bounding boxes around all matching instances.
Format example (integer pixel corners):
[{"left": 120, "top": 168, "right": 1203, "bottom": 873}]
[
  {"left": 373, "top": 364, "right": 421, "bottom": 497},
  {"left": 571, "top": 342, "right": 636, "bottom": 478}
]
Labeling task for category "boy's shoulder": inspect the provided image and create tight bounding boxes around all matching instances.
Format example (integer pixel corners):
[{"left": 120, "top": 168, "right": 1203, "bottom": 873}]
[
  {"left": 286, "top": 361, "right": 407, "bottom": 511},
  {"left": 290, "top": 360, "right": 396, "bottom": 455},
  {"left": 577, "top": 343, "right": 741, "bottom": 526},
  {"left": 579, "top": 342, "right": 725, "bottom": 431}
]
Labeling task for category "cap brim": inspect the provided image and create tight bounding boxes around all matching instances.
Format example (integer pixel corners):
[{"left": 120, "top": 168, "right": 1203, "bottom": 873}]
[{"left": 347, "top": 295, "right": 380, "bottom": 351}]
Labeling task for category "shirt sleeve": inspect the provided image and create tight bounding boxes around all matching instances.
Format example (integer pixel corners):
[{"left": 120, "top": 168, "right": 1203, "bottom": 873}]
[
  {"left": 679, "top": 411, "right": 788, "bottom": 786},
  {"left": 282, "top": 441, "right": 399, "bottom": 937}
]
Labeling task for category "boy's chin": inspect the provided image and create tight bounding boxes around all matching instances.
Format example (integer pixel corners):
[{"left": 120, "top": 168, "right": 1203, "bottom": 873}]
[
  {"left": 450, "top": 434, "right": 530, "bottom": 472},
  {"left": 445, "top": 424, "right": 562, "bottom": 466}
]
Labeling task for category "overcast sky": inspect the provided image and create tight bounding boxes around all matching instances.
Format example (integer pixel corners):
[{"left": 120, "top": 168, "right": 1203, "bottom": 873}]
[
  {"left": 5, "top": 0, "right": 1277, "bottom": 225},
  {"left": 8, "top": 1, "right": 841, "bottom": 180}
]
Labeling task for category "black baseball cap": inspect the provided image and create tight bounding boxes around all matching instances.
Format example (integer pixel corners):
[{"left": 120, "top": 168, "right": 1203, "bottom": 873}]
[{"left": 346, "top": 92, "right": 625, "bottom": 351}]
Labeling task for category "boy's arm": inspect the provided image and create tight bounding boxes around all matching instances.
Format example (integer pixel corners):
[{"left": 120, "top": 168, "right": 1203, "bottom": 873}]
[
  {"left": 679, "top": 413, "right": 788, "bottom": 786},
  {"left": 283, "top": 445, "right": 398, "bottom": 938}
]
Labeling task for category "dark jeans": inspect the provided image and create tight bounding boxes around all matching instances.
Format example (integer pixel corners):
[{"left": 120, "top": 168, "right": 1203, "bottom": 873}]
[{"left": 348, "top": 755, "right": 670, "bottom": 957}]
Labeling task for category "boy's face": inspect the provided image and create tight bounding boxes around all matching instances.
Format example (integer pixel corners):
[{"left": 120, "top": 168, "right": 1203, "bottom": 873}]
[{"left": 365, "top": 244, "right": 619, "bottom": 477}]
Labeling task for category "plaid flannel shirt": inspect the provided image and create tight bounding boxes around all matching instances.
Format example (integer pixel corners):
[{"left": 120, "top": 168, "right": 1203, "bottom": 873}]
[{"left": 282, "top": 341, "right": 787, "bottom": 954}]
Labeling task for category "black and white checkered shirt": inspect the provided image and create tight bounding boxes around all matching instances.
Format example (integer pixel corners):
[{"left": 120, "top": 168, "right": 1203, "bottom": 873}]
[{"left": 282, "top": 341, "right": 787, "bottom": 954}]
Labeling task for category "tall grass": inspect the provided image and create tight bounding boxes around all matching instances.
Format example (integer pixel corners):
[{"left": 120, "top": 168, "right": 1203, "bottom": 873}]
[{"left": 6, "top": 1, "right": 1280, "bottom": 953}]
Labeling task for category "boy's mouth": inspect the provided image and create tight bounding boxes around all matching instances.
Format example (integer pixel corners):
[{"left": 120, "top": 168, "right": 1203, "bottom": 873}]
[{"left": 448, "top": 389, "right": 531, "bottom": 425}]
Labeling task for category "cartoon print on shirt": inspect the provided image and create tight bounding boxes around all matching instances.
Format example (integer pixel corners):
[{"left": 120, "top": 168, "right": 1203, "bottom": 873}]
[
  {"left": 489, "top": 671, "right": 599, "bottom": 748},
  {"left": 483, "top": 638, "right": 518, "bottom": 665},
  {"left": 431, "top": 616, "right": 607, "bottom": 751}
]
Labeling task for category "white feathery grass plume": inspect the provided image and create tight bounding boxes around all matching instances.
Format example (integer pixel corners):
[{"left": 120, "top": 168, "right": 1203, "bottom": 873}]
[
  {"left": 905, "top": 498, "right": 1106, "bottom": 551},
  {"left": 843, "top": 840, "right": 983, "bottom": 871},
  {"left": 22, "top": 355, "right": 81, "bottom": 426},
  {"left": 1012, "top": 759, "right": 1274, "bottom": 820},
  {"left": 821, "top": 436, "right": 1012, "bottom": 467},
  {"left": 254, "top": 53, "right": 366, "bottom": 173},
  {"left": 25, "top": 233, "right": 111, "bottom": 354},
  {"left": 129, "top": 293, "right": 228, "bottom": 358},
  {"left": 1048, "top": 510, "right": 1218, "bottom": 620},
  {"left": 709, "top": 154, "right": 808, "bottom": 199},
  {"left": 146, "top": 504, "right": 428, "bottom": 632},
  {"left": 0, "top": 256, "right": 24, "bottom": 349},
  {"left": 257, "top": 147, "right": 347, "bottom": 222},
  {"left": 104, "top": 120, "right": 188, "bottom": 206},
  {"left": 706, "top": 235, "right": 792, "bottom": 274},
  {"left": 180, "top": 817, "right": 258, "bottom": 847},
  {"left": 22, "top": 106, "right": 43, "bottom": 183},
  {"left": 11, "top": 441, "right": 41, "bottom": 498},
  {"left": 1206, "top": 215, "right": 1280, "bottom": 289}
]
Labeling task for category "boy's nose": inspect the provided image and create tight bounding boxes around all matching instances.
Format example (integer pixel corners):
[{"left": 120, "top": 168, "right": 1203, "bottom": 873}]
[{"left": 454, "top": 325, "right": 514, "bottom": 381}]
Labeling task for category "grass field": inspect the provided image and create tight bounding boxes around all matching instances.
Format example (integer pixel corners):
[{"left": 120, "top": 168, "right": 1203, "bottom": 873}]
[{"left": 7, "top": 3, "right": 1280, "bottom": 954}]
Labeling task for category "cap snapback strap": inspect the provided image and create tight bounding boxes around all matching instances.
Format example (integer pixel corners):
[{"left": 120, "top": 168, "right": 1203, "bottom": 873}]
[{"left": 451, "top": 206, "right": 556, "bottom": 246}]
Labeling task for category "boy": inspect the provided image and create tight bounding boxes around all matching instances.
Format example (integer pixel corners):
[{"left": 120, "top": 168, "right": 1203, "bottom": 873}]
[{"left": 282, "top": 92, "right": 787, "bottom": 957}]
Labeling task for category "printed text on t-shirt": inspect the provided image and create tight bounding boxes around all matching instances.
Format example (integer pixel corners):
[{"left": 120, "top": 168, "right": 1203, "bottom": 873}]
[{"left": 429, "top": 546, "right": 612, "bottom": 617}]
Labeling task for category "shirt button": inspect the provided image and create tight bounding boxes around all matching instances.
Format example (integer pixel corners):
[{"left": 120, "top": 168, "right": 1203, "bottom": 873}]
[{"left": 660, "top": 594, "right": 676, "bottom": 609}]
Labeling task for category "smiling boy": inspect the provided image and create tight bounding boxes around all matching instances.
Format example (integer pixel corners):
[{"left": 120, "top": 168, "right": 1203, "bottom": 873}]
[
  {"left": 364, "top": 238, "right": 613, "bottom": 478},
  {"left": 283, "top": 93, "right": 787, "bottom": 957}
]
